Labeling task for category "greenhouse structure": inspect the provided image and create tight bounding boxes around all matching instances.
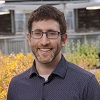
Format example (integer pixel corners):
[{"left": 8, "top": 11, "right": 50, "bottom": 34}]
[{"left": 0, "top": 0, "right": 100, "bottom": 54}]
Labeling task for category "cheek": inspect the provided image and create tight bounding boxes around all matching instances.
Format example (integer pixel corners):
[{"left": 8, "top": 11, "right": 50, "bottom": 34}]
[
  {"left": 30, "top": 40, "right": 37, "bottom": 49},
  {"left": 30, "top": 39, "right": 38, "bottom": 46},
  {"left": 55, "top": 39, "right": 62, "bottom": 49}
]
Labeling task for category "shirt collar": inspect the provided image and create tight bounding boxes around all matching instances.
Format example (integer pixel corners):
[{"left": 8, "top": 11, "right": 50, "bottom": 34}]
[
  {"left": 29, "top": 55, "right": 68, "bottom": 79},
  {"left": 29, "top": 61, "right": 38, "bottom": 78},
  {"left": 52, "top": 55, "right": 68, "bottom": 79}
]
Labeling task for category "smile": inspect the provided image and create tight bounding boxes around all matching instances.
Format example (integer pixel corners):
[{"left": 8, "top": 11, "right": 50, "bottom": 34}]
[{"left": 39, "top": 48, "right": 52, "bottom": 52}]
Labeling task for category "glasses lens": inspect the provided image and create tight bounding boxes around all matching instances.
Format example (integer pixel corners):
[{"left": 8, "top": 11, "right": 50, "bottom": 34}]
[
  {"left": 47, "top": 31, "right": 59, "bottom": 39},
  {"left": 31, "top": 31, "right": 42, "bottom": 39}
]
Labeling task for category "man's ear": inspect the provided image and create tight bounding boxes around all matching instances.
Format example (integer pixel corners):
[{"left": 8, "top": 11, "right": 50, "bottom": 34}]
[
  {"left": 61, "top": 33, "right": 67, "bottom": 47},
  {"left": 27, "top": 33, "right": 31, "bottom": 46}
]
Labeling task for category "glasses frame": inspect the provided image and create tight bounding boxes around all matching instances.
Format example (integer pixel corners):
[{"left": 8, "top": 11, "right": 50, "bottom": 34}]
[{"left": 31, "top": 30, "right": 62, "bottom": 39}]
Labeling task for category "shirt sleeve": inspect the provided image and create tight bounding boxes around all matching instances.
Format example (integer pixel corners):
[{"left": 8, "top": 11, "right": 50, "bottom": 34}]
[
  {"left": 83, "top": 75, "right": 100, "bottom": 100},
  {"left": 7, "top": 78, "right": 14, "bottom": 100}
]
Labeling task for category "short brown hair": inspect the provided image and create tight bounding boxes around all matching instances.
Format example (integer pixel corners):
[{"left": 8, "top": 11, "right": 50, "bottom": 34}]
[{"left": 28, "top": 5, "right": 66, "bottom": 34}]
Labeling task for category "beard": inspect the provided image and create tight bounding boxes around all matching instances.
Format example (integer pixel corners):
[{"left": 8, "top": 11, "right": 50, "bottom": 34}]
[{"left": 30, "top": 42, "right": 62, "bottom": 64}]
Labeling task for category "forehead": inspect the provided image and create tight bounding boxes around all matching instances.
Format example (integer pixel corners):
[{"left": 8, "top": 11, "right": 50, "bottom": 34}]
[{"left": 32, "top": 20, "right": 60, "bottom": 31}]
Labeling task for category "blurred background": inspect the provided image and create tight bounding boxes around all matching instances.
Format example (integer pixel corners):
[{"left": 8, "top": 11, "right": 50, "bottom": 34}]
[{"left": 0, "top": 0, "right": 100, "bottom": 54}]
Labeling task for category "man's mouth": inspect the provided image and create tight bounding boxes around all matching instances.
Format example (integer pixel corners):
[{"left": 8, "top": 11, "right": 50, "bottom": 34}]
[{"left": 39, "top": 48, "right": 52, "bottom": 52}]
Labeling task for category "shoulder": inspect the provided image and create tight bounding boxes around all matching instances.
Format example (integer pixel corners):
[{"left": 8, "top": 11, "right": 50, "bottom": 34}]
[
  {"left": 9, "top": 67, "right": 32, "bottom": 85},
  {"left": 61, "top": 55, "right": 94, "bottom": 80},
  {"left": 65, "top": 61, "right": 100, "bottom": 91},
  {"left": 66, "top": 61, "right": 100, "bottom": 99},
  {"left": 66, "top": 61, "right": 94, "bottom": 77},
  {"left": 65, "top": 61, "right": 96, "bottom": 84}
]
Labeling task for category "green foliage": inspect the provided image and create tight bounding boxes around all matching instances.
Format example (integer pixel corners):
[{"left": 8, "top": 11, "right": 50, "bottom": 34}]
[{"left": 65, "top": 40, "right": 99, "bottom": 69}]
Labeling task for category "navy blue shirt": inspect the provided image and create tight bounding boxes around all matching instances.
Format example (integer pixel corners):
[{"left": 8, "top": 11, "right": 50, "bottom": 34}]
[{"left": 7, "top": 55, "right": 100, "bottom": 100}]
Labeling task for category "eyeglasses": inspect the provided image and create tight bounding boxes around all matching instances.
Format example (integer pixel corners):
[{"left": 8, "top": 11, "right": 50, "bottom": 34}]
[{"left": 31, "top": 30, "right": 61, "bottom": 39}]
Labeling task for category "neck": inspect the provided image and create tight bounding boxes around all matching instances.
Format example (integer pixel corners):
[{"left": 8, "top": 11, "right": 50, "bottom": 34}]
[{"left": 35, "top": 54, "right": 61, "bottom": 75}]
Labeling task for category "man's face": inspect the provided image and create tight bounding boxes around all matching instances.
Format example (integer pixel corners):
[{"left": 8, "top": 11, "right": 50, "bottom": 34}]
[{"left": 27, "top": 20, "right": 67, "bottom": 64}]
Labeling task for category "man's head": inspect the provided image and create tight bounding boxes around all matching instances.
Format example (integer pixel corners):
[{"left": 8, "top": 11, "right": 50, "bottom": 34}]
[
  {"left": 28, "top": 4, "right": 66, "bottom": 35},
  {"left": 27, "top": 5, "right": 67, "bottom": 64}
]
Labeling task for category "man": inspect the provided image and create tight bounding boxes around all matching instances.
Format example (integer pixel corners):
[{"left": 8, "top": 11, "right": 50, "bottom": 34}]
[{"left": 7, "top": 5, "right": 100, "bottom": 100}]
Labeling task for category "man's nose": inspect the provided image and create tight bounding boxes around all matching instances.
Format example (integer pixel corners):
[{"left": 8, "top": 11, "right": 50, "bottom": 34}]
[{"left": 40, "top": 34, "right": 50, "bottom": 45}]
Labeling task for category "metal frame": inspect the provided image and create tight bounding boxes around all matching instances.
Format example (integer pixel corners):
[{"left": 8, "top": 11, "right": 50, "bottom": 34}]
[{"left": 0, "top": 0, "right": 100, "bottom": 54}]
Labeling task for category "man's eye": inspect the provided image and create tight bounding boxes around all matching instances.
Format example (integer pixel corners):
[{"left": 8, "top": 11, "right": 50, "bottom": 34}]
[
  {"left": 49, "top": 32, "right": 54, "bottom": 34},
  {"left": 48, "top": 31, "right": 54, "bottom": 34},
  {"left": 34, "top": 32, "right": 41, "bottom": 35},
  {"left": 49, "top": 32, "right": 57, "bottom": 35}
]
